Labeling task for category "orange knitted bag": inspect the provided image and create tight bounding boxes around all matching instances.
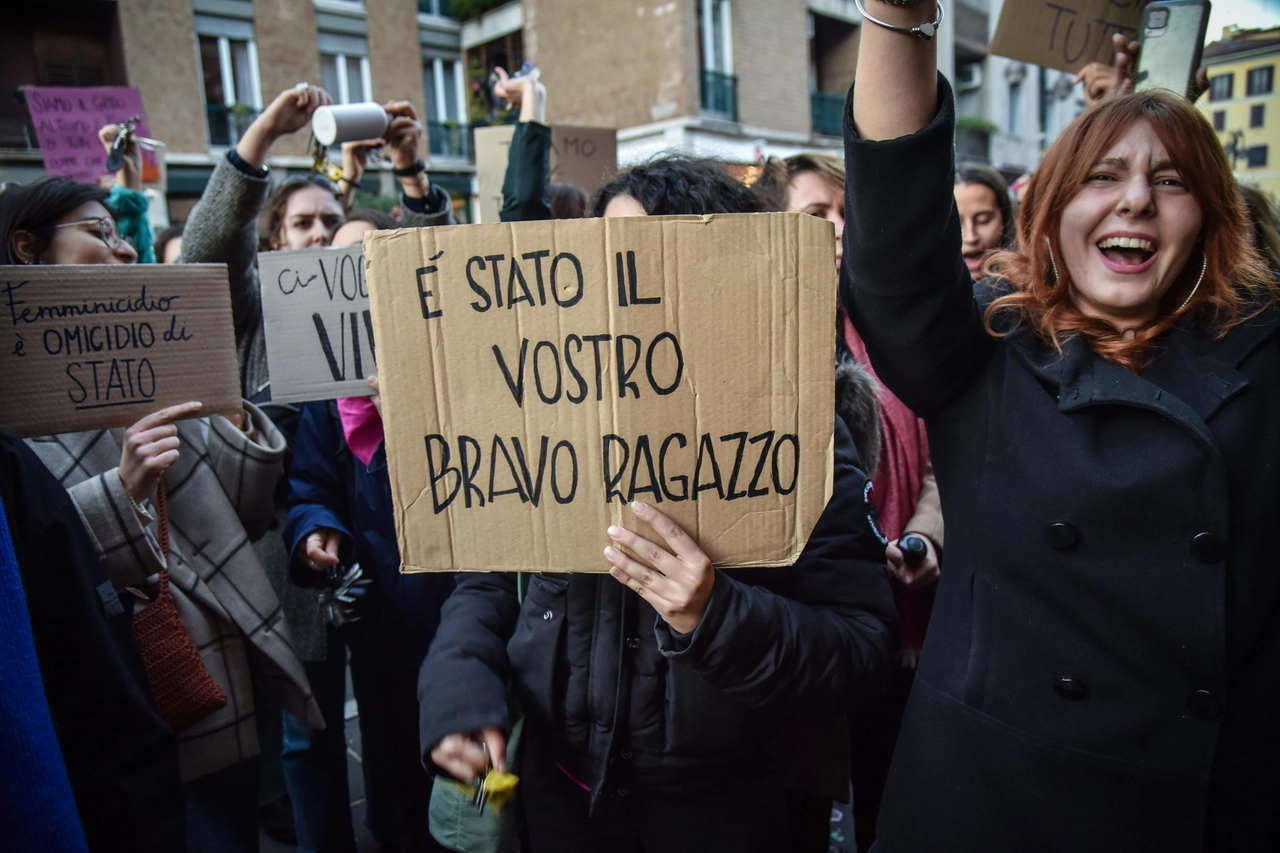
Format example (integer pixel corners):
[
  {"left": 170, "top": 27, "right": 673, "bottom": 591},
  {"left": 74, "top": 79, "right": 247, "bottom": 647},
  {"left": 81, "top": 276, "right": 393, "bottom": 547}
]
[{"left": 131, "top": 479, "right": 228, "bottom": 733}]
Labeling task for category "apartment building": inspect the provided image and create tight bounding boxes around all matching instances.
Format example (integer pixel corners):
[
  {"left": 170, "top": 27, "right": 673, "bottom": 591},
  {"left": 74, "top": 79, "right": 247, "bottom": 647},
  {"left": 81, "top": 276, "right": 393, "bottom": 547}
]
[
  {"left": 1201, "top": 25, "right": 1280, "bottom": 196},
  {"left": 1, "top": 0, "right": 475, "bottom": 222}
]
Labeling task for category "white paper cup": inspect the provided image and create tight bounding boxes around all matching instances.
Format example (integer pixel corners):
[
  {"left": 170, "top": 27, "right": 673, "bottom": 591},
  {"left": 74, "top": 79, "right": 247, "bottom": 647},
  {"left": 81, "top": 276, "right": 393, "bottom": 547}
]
[{"left": 312, "top": 103, "right": 390, "bottom": 146}]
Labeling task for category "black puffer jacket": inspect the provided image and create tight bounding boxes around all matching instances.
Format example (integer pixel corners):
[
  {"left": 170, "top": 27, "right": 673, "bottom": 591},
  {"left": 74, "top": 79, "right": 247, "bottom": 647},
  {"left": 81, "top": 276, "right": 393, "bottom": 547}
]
[{"left": 418, "top": 417, "right": 896, "bottom": 802}]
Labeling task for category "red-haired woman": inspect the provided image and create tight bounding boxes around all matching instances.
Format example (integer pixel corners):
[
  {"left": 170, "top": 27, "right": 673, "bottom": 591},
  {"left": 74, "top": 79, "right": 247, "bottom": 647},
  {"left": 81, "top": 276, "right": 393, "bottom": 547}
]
[{"left": 842, "top": 4, "right": 1279, "bottom": 850}]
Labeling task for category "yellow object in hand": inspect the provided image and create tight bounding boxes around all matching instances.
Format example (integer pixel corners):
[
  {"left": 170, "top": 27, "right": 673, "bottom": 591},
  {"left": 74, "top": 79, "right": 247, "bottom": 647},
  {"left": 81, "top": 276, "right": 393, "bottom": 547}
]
[{"left": 482, "top": 771, "right": 520, "bottom": 813}]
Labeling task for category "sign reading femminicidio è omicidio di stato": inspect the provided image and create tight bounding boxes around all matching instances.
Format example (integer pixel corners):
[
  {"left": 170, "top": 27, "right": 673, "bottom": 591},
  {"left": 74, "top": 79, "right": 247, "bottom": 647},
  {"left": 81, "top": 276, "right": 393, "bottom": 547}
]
[{"left": 365, "top": 213, "right": 836, "bottom": 574}]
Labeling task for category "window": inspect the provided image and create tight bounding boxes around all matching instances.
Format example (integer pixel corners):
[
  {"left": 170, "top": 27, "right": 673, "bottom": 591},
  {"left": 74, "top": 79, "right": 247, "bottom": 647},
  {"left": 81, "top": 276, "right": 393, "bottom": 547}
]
[
  {"left": 1252, "top": 104, "right": 1266, "bottom": 128},
  {"left": 1247, "top": 65, "right": 1274, "bottom": 96},
  {"left": 1009, "top": 81, "right": 1022, "bottom": 136},
  {"left": 423, "top": 55, "right": 467, "bottom": 158},
  {"left": 699, "top": 0, "right": 736, "bottom": 119},
  {"left": 320, "top": 52, "right": 371, "bottom": 104},
  {"left": 1213, "top": 109, "right": 1226, "bottom": 131},
  {"left": 197, "top": 28, "right": 261, "bottom": 147},
  {"left": 1210, "top": 73, "right": 1234, "bottom": 101},
  {"left": 418, "top": 0, "right": 452, "bottom": 15},
  {"left": 1247, "top": 145, "right": 1268, "bottom": 168}
]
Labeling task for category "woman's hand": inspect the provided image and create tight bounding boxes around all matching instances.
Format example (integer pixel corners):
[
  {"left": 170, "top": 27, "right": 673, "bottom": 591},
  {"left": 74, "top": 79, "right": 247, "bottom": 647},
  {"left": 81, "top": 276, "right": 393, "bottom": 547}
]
[
  {"left": 118, "top": 402, "right": 201, "bottom": 504},
  {"left": 237, "top": 84, "right": 333, "bottom": 169},
  {"left": 98, "top": 124, "right": 142, "bottom": 190},
  {"left": 379, "top": 101, "right": 427, "bottom": 198},
  {"left": 296, "top": 527, "right": 343, "bottom": 573},
  {"left": 886, "top": 535, "right": 940, "bottom": 589},
  {"left": 605, "top": 501, "right": 715, "bottom": 634},
  {"left": 339, "top": 137, "right": 383, "bottom": 206},
  {"left": 493, "top": 66, "right": 546, "bottom": 124},
  {"left": 430, "top": 729, "right": 507, "bottom": 782},
  {"left": 1075, "top": 34, "right": 1139, "bottom": 106}
]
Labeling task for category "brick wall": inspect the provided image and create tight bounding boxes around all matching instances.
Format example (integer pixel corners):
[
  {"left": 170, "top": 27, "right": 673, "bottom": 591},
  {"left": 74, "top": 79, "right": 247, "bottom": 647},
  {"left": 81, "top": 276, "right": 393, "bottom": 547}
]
[
  {"left": 526, "top": 0, "right": 695, "bottom": 129},
  {"left": 733, "top": 0, "right": 809, "bottom": 134},
  {"left": 367, "top": 0, "right": 426, "bottom": 112},
  {"left": 117, "top": 0, "right": 207, "bottom": 154},
  {"left": 255, "top": 0, "right": 322, "bottom": 158}
]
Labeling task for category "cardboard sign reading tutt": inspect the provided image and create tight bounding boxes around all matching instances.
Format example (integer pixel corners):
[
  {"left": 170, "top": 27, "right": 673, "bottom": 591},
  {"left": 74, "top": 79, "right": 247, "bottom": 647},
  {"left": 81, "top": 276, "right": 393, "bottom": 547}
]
[
  {"left": 990, "top": 0, "right": 1143, "bottom": 74},
  {"left": 259, "top": 244, "right": 376, "bottom": 403},
  {"left": 0, "top": 265, "right": 242, "bottom": 437},
  {"left": 365, "top": 213, "right": 835, "bottom": 574}
]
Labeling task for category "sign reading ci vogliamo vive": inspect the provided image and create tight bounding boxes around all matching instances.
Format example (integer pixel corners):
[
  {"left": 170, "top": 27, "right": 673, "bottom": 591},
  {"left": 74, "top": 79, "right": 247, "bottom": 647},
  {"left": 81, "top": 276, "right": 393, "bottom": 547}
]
[
  {"left": 0, "top": 265, "right": 242, "bottom": 437},
  {"left": 258, "top": 244, "right": 376, "bottom": 404},
  {"left": 364, "top": 213, "right": 836, "bottom": 574}
]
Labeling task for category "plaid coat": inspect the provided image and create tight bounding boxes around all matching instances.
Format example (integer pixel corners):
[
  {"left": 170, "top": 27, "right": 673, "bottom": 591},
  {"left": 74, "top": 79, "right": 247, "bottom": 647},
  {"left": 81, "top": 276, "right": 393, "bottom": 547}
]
[{"left": 27, "top": 403, "right": 323, "bottom": 782}]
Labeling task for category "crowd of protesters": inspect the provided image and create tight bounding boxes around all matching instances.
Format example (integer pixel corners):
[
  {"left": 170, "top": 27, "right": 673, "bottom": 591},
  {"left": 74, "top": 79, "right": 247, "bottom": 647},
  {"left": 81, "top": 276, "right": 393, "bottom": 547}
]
[{"left": 1, "top": 6, "right": 1279, "bottom": 852}]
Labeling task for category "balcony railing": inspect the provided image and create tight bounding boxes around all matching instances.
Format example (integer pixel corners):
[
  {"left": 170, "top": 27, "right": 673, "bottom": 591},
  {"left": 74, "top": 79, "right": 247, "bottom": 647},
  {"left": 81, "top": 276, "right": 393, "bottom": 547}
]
[
  {"left": 427, "top": 120, "right": 469, "bottom": 160},
  {"left": 206, "top": 104, "right": 258, "bottom": 148},
  {"left": 811, "top": 91, "right": 844, "bottom": 137},
  {"left": 700, "top": 69, "right": 738, "bottom": 122}
]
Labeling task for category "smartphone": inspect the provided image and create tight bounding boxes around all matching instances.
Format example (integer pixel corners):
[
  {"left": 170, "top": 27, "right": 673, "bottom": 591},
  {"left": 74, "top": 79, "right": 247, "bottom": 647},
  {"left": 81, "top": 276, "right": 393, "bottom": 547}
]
[{"left": 1134, "top": 0, "right": 1212, "bottom": 99}]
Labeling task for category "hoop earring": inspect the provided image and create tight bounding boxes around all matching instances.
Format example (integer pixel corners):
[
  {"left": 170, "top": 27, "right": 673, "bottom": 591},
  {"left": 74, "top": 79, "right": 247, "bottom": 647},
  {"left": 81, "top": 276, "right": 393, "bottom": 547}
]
[
  {"left": 1045, "top": 236, "right": 1061, "bottom": 284},
  {"left": 1176, "top": 255, "right": 1207, "bottom": 314}
]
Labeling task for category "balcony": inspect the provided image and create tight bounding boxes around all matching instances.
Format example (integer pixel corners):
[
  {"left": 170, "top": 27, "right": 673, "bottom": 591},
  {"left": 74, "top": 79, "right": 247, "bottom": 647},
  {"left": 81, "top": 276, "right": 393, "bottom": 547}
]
[
  {"left": 700, "top": 69, "right": 738, "bottom": 122},
  {"left": 811, "top": 91, "right": 844, "bottom": 137},
  {"left": 206, "top": 104, "right": 258, "bottom": 148},
  {"left": 427, "top": 120, "right": 470, "bottom": 160}
]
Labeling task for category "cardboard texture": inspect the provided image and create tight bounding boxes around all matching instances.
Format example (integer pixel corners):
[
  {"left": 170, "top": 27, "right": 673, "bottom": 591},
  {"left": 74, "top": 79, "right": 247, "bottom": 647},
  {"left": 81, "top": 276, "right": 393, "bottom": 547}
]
[
  {"left": 475, "top": 124, "right": 618, "bottom": 224},
  {"left": 259, "top": 244, "right": 376, "bottom": 404},
  {"left": 24, "top": 86, "right": 162, "bottom": 184},
  {"left": 364, "top": 213, "right": 836, "bottom": 574},
  {"left": 0, "top": 265, "right": 243, "bottom": 437},
  {"left": 990, "top": 0, "right": 1143, "bottom": 74}
]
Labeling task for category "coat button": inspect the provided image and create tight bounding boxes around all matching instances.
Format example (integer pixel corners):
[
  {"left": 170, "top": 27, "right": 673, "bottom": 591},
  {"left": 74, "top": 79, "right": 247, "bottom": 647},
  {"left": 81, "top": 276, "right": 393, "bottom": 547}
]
[
  {"left": 620, "top": 750, "right": 633, "bottom": 760},
  {"left": 625, "top": 637, "right": 640, "bottom": 649},
  {"left": 616, "top": 787, "right": 630, "bottom": 797},
  {"left": 543, "top": 610, "right": 554, "bottom": 621},
  {"left": 1187, "top": 690, "right": 1223, "bottom": 721},
  {"left": 1189, "top": 533, "right": 1227, "bottom": 564},
  {"left": 1044, "top": 522, "right": 1080, "bottom": 550},
  {"left": 1053, "top": 676, "right": 1089, "bottom": 700}
]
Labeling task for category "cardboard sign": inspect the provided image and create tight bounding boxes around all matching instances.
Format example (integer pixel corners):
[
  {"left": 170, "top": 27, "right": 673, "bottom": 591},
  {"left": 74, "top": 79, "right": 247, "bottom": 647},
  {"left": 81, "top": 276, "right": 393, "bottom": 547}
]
[
  {"left": 0, "top": 265, "right": 242, "bottom": 437},
  {"left": 259, "top": 245, "right": 375, "bottom": 404},
  {"left": 24, "top": 86, "right": 162, "bottom": 184},
  {"left": 990, "top": 0, "right": 1143, "bottom": 74},
  {"left": 365, "top": 213, "right": 836, "bottom": 573},
  {"left": 475, "top": 124, "right": 618, "bottom": 224}
]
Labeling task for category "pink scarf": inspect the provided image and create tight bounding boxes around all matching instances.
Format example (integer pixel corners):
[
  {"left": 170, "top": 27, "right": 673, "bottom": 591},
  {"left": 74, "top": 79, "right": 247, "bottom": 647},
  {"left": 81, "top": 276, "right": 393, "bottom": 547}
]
[{"left": 336, "top": 396, "right": 384, "bottom": 466}]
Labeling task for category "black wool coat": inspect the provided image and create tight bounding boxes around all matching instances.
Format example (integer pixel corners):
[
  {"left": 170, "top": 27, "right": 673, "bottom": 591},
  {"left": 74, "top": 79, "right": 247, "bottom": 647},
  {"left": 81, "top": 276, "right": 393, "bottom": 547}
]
[
  {"left": 841, "top": 77, "right": 1280, "bottom": 852},
  {"left": 418, "top": 418, "right": 897, "bottom": 805}
]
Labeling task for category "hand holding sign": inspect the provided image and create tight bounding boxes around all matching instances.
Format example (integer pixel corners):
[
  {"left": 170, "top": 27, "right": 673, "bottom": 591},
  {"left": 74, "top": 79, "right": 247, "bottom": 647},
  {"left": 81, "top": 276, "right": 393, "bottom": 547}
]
[
  {"left": 118, "top": 402, "right": 201, "bottom": 503},
  {"left": 1074, "top": 33, "right": 1138, "bottom": 105},
  {"left": 606, "top": 501, "right": 716, "bottom": 635}
]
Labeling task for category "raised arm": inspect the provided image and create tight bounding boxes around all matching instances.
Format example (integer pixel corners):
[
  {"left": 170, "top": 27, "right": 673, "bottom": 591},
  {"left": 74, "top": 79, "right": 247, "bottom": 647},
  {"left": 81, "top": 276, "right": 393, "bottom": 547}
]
[{"left": 840, "top": 1, "right": 994, "bottom": 416}]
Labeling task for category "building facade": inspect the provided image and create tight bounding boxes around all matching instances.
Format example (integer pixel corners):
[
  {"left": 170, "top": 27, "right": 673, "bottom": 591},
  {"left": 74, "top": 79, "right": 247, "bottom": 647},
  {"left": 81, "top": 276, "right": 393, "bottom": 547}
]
[{"left": 1201, "top": 26, "right": 1280, "bottom": 197}]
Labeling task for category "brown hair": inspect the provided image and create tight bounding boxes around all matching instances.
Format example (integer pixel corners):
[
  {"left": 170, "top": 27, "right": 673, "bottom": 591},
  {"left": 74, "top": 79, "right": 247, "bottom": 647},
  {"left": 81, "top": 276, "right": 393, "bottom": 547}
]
[
  {"left": 260, "top": 174, "right": 341, "bottom": 249},
  {"left": 984, "top": 88, "right": 1275, "bottom": 371},
  {"left": 755, "top": 152, "right": 845, "bottom": 211}
]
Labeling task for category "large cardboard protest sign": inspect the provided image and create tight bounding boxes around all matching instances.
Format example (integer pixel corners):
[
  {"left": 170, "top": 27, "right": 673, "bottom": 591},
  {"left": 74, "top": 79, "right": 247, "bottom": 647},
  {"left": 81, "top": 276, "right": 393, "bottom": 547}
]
[
  {"left": 475, "top": 124, "right": 617, "bottom": 223},
  {"left": 24, "top": 86, "right": 162, "bottom": 184},
  {"left": 259, "top": 245, "right": 375, "bottom": 403},
  {"left": 990, "top": 0, "right": 1143, "bottom": 74},
  {"left": 0, "top": 265, "right": 242, "bottom": 437},
  {"left": 365, "top": 213, "right": 836, "bottom": 573}
]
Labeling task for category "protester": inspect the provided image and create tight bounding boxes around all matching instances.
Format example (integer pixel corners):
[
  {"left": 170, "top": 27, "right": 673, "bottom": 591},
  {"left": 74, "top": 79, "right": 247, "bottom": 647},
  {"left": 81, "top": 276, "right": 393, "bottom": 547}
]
[
  {"left": 0, "top": 423, "right": 185, "bottom": 852},
  {"left": 420, "top": 156, "right": 897, "bottom": 853},
  {"left": 955, "top": 164, "right": 1015, "bottom": 281},
  {"left": 1241, "top": 185, "right": 1280, "bottom": 273},
  {"left": 0, "top": 178, "right": 136, "bottom": 264},
  {"left": 844, "top": 7, "right": 1279, "bottom": 849},
  {"left": 281, "top": 209, "right": 454, "bottom": 853},
  {"left": 97, "top": 123, "right": 156, "bottom": 263},
  {"left": 764, "top": 150, "right": 943, "bottom": 851},
  {"left": 550, "top": 182, "right": 589, "bottom": 218}
]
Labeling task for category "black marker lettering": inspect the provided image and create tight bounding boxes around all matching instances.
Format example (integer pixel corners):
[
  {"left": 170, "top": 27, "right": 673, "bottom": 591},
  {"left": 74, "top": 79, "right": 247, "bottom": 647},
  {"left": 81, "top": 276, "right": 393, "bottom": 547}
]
[
  {"left": 747, "top": 431, "right": 775, "bottom": 497},
  {"left": 602, "top": 434, "right": 630, "bottom": 504},
  {"left": 720, "top": 432, "right": 749, "bottom": 500}
]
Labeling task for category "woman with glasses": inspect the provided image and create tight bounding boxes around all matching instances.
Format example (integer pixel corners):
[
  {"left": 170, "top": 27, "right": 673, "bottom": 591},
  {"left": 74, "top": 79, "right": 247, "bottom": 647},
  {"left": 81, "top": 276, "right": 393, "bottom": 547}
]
[{"left": 1, "top": 176, "right": 322, "bottom": 853}]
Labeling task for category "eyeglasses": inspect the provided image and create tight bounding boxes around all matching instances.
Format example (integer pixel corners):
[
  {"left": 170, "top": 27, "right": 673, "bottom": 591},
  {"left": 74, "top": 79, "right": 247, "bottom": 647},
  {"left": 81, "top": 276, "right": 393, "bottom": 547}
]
[{"left": 55, "top": 216, "right": 127, "bottom": 251}]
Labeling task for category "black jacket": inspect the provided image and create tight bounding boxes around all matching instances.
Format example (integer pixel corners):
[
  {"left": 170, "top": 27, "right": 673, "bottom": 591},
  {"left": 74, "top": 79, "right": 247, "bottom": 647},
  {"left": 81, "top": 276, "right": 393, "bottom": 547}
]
[
  {"left": 418, "top": 418, "right": 896, "bottom": 802},
  {"left": 0, "top": 431, "right": 184, "bottom": 852},
  {"left": 842, "top": 77, "right": 1280, "bottom": 852}
]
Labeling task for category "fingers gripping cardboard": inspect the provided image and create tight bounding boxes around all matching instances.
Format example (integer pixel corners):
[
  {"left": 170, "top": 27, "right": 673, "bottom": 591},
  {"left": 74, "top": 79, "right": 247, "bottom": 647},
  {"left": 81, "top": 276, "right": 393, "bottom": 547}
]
[{"left": 364, "top": 213, "right": 836, "bottom": 573}]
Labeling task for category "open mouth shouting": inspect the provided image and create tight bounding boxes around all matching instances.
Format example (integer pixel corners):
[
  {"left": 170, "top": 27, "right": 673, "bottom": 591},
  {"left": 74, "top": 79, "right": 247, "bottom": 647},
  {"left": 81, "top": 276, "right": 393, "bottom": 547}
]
[{"left": 1096, "top": 233, "right": 1158, "bottom": 274}]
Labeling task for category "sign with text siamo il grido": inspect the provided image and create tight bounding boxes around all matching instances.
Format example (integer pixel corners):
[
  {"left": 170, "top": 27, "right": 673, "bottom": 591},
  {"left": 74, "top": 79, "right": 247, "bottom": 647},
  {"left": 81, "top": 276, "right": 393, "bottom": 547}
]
[
  {"left": 0, "top": 265, "right": 242, "bottom": 437},
  {"left": 365, "top": 213, "right": 836, "bottom": 573},
  {"left": 259, "top": 244, "right": 376, "bottom": 403}
]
